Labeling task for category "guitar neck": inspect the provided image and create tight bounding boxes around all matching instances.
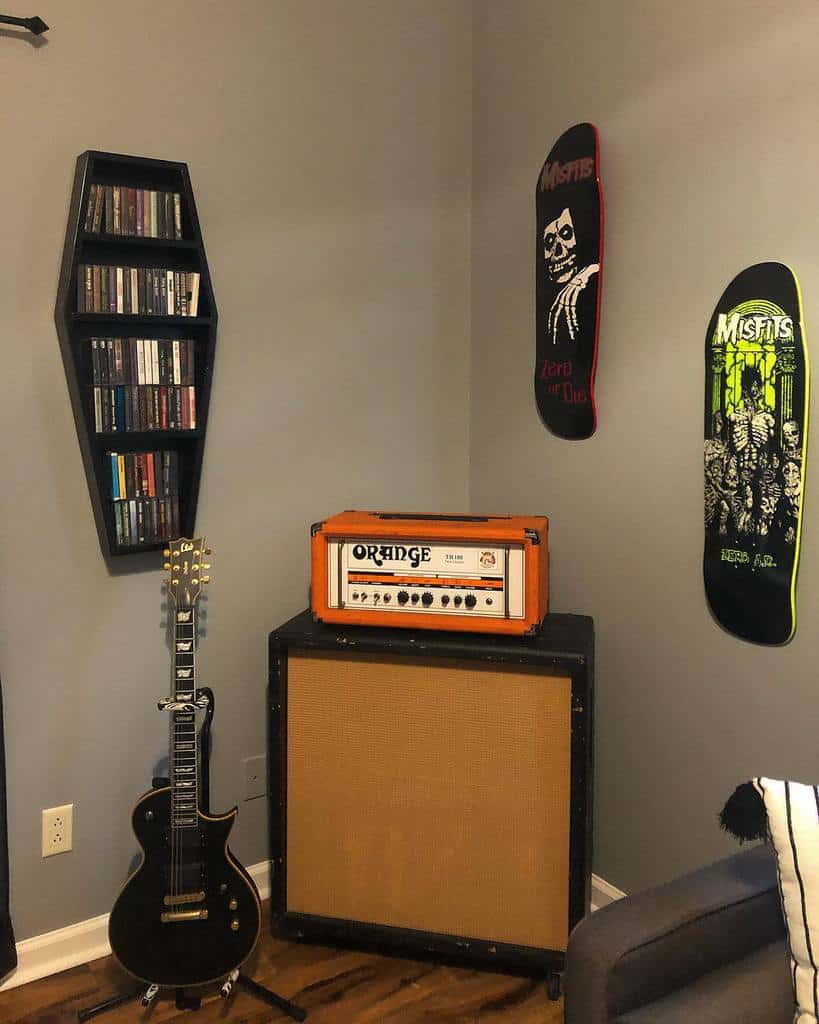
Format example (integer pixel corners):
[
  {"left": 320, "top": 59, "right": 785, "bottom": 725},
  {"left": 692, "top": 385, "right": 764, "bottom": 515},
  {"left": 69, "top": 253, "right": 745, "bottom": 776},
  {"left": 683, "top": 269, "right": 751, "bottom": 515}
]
[{"left": 170, "top": 607, "right": 198, "bottom": 828}]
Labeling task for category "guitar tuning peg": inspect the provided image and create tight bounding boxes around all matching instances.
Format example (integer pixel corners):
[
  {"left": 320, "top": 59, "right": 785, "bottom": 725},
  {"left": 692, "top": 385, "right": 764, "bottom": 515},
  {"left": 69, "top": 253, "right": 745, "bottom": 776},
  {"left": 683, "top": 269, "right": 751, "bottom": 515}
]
[
  {"left": 163, "top": 548, "right": 171, "bottom": 557},
  {"left": 204, "top": 548, "right": 212, "bottom": 556},
  {"left": 163, "top": 562, "right": 172, "bottom": 571},
  {"left": 202, "top": 563, "right": 211, "bottom": 570},
  {"left": 202, "top": 576, "right": 211, "bottom": 584}
]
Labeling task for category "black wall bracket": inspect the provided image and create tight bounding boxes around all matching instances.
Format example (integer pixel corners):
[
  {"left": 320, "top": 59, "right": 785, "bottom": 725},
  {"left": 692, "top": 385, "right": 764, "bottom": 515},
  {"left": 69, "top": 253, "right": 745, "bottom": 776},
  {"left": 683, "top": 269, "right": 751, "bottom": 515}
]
[{"left": 0, "top": 13, "right": 48, "bottom": 34}]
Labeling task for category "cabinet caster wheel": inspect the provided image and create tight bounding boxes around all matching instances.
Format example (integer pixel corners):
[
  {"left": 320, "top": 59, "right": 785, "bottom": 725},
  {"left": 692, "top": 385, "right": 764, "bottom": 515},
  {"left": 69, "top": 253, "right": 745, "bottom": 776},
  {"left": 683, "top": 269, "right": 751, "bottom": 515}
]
[{"left": 547, "top": 971, "right": 562, "bottom": 1001}]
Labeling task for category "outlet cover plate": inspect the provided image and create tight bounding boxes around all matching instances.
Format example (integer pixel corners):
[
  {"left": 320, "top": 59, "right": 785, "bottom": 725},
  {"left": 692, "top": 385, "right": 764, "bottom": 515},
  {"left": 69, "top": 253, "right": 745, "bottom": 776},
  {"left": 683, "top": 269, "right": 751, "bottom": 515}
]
[{"left": 42, "top": 804, "right": 73, "bottom": 857}]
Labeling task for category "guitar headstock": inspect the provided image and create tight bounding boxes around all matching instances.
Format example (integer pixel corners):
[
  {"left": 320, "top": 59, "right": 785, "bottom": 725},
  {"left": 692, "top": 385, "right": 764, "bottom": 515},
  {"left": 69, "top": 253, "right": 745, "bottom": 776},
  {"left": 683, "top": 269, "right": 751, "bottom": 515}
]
[{"left": 163, "top": 537, "right": 212, "bottom": 610}]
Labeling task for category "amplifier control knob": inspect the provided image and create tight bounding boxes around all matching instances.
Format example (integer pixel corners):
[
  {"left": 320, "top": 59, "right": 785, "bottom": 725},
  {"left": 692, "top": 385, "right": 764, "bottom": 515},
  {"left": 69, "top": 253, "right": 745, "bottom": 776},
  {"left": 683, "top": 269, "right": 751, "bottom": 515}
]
[
  {"left": 465, "top": 594, "right": 477, "bottom": 609},
  {"left": 441, "top": 595, "right": 450, "bottom": 606},
  {"left": 351, "top": 592, "right": 359, "bottom": 600},
  {"left": 383, "top": 594, "right": 391, "bottom": 603},
  {"left": 411, "top": 593, "right": 420, "bottom": 604},
  {"left": 422, "top": 592, "right": 433, "bottom": 607},
  {"left": 397, "top": 591, "right": 409, "bottom": 605},
  {"left": 454, "top": 596, "right": 462, "bottom": 607}
]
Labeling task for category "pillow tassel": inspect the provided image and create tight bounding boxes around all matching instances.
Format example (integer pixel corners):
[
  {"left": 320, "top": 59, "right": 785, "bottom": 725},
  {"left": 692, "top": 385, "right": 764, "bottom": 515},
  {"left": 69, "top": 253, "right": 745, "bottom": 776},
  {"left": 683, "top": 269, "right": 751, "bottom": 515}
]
[{"left": 719, "top": 781, "right": 767, "bottom": 843}]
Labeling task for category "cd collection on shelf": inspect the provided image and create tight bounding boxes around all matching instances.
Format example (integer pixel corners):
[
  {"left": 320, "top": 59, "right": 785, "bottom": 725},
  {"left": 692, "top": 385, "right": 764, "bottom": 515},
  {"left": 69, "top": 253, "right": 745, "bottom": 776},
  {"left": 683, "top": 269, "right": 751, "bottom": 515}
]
[
  {"left": 108, "top": 449, "right": 180, "bottom": 547},
  {"left": 90, "top": 337, "right": 196, "bottom": 432},
  {"left": 90, "top": 338, "right": 195, "bottom": 386},
  {"left": 77, "top": 264, "right": 200, "bottom": 317},
  {"left": 94, "top": 385, "right": 196, "bottom": 433},
  {"left": 84, "top": 183, "right": 182, "bottom": 239}
]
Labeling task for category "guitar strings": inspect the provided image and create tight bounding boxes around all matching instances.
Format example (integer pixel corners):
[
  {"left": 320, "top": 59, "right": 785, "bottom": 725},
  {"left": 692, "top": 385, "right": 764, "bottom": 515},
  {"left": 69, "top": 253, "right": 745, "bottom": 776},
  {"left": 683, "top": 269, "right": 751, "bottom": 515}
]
[
  {"left": 170, "top": 614, "right": 178, "bottom": 903},
  {"left": 169, "top": 604, "right": 198, "bottom": 904},
  {"left": 171, "top": 606, "right": 182, "bottom": 903}
]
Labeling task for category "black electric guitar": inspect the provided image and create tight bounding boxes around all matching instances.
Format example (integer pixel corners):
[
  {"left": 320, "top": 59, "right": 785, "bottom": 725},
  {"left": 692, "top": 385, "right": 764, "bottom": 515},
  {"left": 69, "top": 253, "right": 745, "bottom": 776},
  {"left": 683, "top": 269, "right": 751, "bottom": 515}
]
[{"left": 109, "top": 538, "right": 261, "bottom": 987}]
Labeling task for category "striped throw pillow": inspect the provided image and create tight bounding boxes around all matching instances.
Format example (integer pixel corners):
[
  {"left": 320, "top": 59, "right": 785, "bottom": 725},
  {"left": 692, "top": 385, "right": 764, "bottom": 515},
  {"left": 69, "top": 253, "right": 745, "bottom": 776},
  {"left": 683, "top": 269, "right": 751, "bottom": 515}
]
[{"left": 755, "top": 778, "right": 819, "bottom": 1024}]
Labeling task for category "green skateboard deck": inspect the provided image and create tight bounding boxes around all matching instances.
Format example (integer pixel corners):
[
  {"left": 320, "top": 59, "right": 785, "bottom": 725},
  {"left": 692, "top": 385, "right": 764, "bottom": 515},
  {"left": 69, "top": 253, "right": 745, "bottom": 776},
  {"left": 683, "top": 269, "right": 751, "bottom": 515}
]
[{"left": 703, "top": 262, "right": 809, "bottom": 645}]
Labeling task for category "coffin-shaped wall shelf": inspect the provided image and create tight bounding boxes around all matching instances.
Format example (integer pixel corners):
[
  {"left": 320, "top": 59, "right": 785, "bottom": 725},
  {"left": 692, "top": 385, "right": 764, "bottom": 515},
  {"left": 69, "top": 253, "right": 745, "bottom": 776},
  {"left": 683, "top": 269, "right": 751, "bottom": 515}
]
[{"left": 54, "top": 151, "right": 217, "bottom": 563}]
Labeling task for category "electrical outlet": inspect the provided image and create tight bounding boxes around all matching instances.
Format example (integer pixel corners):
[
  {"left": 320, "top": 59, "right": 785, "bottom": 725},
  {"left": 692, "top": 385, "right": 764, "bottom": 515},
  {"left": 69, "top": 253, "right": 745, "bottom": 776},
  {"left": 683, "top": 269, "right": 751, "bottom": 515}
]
[
  {"left": 42, "top": 804, "right": 73, "bottom": 857},
  {"left": 244, "top": 755, "right": 267, "bottom": 800}
]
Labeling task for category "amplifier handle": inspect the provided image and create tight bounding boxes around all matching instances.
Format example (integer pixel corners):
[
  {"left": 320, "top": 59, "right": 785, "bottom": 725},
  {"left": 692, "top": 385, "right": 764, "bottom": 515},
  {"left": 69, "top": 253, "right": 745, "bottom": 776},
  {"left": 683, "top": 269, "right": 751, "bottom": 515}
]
[{"left": 374, "top": 513, "right": 505, "bottom": 522}]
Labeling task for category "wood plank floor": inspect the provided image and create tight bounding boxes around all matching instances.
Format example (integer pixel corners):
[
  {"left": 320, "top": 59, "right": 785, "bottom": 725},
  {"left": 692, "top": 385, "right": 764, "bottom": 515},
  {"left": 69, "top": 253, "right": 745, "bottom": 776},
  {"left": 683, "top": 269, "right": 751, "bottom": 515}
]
[{"left": 0, "top": 906, "right": 564, "bottom": 1023}]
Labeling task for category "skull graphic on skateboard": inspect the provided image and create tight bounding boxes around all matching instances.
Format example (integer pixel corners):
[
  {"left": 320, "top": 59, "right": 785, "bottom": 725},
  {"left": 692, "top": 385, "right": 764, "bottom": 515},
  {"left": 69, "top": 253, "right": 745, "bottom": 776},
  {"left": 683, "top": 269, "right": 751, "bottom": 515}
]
[
  {"left": 704, "top": 262, "right": 809, "bottom": 645},
  {"left": 535, "top": 123, "right": 603, "bottom": 439}
]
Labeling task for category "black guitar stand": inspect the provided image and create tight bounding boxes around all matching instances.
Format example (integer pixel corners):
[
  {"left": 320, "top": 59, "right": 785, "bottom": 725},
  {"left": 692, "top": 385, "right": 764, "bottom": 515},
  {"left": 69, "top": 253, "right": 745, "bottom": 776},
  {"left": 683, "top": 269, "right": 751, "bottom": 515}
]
[{"left": 77, "top": 687, "right": 306, "bottom": 1022}]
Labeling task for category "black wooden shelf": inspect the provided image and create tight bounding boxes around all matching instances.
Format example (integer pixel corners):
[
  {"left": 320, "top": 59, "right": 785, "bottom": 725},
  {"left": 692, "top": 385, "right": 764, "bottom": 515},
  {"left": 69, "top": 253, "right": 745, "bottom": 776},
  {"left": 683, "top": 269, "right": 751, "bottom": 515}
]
[
  {"left": 92, "top": 430, "right": 203, "bottom": 442},
  {"left": 79, "top": 231, "right": 199, "bottom": 249},
  {"left": 72, "top": 314, "right": 212, "bottom": 326},
  {"left": 55, "top": 150, "right": 218, "bottom": 564},
  {"left": 112, "top": 542, "right": 170, "bottom": 557}
]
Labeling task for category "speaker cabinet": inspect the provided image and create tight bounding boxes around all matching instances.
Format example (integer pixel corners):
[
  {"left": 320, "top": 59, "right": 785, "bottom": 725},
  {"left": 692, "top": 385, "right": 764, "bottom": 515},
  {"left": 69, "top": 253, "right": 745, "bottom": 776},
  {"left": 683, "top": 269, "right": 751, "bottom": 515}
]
[{"left": 268, "top": 610, "right": 593, "bottom": 978}]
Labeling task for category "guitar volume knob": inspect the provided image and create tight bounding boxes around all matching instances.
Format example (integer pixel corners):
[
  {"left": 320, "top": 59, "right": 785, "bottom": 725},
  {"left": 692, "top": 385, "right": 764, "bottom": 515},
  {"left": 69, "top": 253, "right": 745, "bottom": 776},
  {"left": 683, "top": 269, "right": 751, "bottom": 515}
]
[{"left": 230, "top": 918, "right": 239, "bottom": 931}]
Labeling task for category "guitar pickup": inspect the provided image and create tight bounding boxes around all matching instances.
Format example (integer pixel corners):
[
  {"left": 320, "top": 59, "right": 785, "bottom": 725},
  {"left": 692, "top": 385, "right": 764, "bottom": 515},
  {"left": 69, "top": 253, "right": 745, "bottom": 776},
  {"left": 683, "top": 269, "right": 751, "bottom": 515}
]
[
  {"left": 163, "top": 891, "right": 206, "bottom": 907},
  {"left": 161, "top": 908, "right": 209, "bottom": 922}
]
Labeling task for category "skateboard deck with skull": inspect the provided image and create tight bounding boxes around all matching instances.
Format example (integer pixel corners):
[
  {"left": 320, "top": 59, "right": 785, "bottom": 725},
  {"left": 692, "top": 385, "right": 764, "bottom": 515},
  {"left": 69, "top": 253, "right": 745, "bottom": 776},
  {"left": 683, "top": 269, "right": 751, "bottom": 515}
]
[
  {"left": 535, "top": 122, "right": 603, "bottom": 439},
  {"left": 703, "top": 262, "right": 809, "bottom": 645}
]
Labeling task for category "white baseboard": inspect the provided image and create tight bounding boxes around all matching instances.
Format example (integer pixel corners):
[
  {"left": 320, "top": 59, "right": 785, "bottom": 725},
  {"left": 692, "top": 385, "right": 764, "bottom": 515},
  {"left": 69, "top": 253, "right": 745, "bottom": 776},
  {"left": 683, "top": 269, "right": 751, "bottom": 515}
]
[
  {"left": 591, "top": 873, "right": 626, "bottom": 912},
  {"left": 248, "top": 859, "right": 271, "bottom": 900},
  {"left": 0, "top": 860, "right": 271, "bottom": 993},
  {"left": 0, "top": 864, "right": 622, "bottom": 992}
]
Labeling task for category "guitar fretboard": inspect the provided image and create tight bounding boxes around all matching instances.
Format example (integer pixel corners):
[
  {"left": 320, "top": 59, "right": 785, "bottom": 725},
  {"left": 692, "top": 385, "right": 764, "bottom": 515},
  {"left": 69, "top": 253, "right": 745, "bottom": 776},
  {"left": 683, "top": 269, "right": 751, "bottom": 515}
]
[{"left": 171, "top": 608, "right": 198, "bottom": 829}]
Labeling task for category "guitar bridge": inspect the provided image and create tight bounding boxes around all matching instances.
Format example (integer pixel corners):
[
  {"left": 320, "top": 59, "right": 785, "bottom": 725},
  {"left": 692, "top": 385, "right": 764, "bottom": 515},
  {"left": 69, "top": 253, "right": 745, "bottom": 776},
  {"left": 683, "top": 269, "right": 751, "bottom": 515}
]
[
  {"left": 163, "top": 891, "right": 206, "bottom": 907},
  {"left": 160, "top": 908, "right": 209, "bottom": 923}
]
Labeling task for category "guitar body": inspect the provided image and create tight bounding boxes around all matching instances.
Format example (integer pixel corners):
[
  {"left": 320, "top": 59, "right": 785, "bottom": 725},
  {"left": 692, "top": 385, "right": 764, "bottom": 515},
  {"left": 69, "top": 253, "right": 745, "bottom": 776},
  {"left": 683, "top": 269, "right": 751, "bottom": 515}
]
[{"left": 108, "top": 787, "right": 261, "bottom": 986}]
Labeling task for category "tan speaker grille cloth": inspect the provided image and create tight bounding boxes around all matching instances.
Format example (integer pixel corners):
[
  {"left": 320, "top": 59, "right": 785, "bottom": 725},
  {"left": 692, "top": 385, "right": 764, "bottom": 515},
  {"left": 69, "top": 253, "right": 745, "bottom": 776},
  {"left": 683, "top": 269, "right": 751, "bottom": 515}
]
[{"left": 286, "top": 650, "right": 572, "bottom": 951}]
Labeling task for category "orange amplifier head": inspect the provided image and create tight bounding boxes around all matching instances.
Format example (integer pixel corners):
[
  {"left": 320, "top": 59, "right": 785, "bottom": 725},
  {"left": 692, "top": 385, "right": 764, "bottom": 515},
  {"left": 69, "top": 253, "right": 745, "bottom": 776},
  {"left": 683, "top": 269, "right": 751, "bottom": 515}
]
[{"left": 311, "top": 511, "right": 549, "bottom": 635}]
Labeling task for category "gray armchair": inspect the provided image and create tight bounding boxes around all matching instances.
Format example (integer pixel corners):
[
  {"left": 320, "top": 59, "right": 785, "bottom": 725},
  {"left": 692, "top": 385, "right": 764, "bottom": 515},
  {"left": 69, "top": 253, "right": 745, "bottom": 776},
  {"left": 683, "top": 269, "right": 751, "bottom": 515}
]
[{"left": 565, "top": 844, "right": 792, "bottom": 1022}]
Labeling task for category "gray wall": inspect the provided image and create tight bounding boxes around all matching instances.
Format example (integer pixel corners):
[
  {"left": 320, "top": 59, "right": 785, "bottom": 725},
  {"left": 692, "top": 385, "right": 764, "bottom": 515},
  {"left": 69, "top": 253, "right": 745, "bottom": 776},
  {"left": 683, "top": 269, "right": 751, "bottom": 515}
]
[
  {"left": 0, "top": 1, "right": 471, "bottom": 940},
  {"left": 471, "top": 0, "right": 819, "bottom": 894},
  {"left": 8, "top": 0, "right": 813, "bottom": 944}
]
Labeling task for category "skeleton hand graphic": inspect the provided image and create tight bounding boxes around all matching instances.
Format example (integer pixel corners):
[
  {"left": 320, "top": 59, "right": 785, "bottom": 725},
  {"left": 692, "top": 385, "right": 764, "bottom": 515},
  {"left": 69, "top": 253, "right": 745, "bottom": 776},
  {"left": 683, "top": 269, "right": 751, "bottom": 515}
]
[{"left": 548, "top": 263, "right": 599, "bottom": 344}]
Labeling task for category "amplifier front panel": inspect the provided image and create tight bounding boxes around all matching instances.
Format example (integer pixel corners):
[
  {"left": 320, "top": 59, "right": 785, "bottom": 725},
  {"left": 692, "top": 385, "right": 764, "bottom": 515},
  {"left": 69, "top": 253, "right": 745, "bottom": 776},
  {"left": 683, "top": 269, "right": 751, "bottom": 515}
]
[
  {"left": 285, "top": 649, "right": 572, "bottom": 952},
  {"left": 326, "top": 539, "right": 525, "bottom": 620}
]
